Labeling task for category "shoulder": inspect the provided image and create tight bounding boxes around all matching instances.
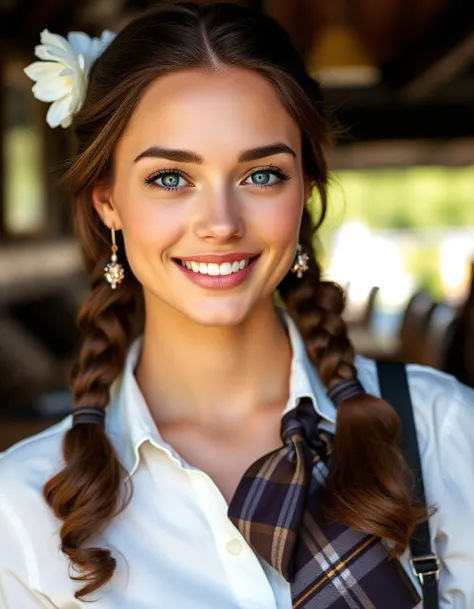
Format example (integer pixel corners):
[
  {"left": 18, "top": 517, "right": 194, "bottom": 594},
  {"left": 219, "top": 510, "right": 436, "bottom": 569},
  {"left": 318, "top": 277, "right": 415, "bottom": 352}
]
[
  {"left": 0, "top": 416, "right": 70, "bottom": 511},
  {"left": 0, "top": 418, "right": 73, "bottom": 587},
  {"left": 355, "top": 356, "right": 474, "bottom": 504},
  {"left": 355, "top": 355, "right": 474, "bottom": 429},
  {"left": 353, "top": 362, "right": 474, "bottom": 604}
]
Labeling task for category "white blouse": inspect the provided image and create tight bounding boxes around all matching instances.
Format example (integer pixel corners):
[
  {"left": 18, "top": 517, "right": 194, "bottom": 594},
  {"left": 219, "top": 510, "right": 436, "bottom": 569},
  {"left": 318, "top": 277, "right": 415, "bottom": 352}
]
[{"left": 1, "top": 313, "right": 474, "bottom": 609}]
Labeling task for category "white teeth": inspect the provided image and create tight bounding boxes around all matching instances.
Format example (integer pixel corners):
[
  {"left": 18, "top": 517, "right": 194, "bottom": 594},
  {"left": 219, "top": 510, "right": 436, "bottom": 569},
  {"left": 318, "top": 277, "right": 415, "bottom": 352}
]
[
  {"left": 208, "top": 263, "right": 220, "bottom": 276},
  {"left": 220, "top": 263, "right": 233, "bottom": 275},
  {"left": 180, "top": 258, "right": 251, "bottom": 275}
]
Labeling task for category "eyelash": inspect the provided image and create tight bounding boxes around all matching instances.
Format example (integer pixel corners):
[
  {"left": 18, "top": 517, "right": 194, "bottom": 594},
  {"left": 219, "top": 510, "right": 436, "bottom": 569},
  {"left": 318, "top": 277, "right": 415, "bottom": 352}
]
[
  {"left": 144, "top": 166, "right": 290, "bottom": 192},
  {"left": 144, "top": 168, "right": 191, "bottom": 192}
]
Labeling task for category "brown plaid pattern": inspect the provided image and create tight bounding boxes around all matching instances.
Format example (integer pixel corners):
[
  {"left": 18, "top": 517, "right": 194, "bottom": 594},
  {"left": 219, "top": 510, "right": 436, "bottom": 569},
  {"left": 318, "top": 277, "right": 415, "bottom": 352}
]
[{"left": 228, "top": 398, "right": 421, "bottom": 608}]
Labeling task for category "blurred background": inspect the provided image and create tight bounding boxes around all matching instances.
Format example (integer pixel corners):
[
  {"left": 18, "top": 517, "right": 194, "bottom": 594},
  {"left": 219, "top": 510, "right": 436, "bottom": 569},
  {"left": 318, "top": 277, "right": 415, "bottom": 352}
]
[{"left": 0, "top": 0, "right": 473, "bottom": 449}]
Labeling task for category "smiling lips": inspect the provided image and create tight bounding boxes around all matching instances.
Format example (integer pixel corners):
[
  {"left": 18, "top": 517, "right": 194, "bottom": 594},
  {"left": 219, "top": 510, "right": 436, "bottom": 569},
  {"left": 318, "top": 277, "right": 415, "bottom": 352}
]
[
  {"left": 174, "top": 253, "right": 259, "bottom": 288},
  {"left": 179, "top": 258, "right": 250, "bottom": 276}
]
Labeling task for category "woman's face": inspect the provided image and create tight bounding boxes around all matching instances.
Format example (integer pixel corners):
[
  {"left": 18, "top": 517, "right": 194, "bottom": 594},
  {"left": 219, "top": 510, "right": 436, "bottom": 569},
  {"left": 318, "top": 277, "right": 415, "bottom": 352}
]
[{"left": 94, "top": 66, "right": 307, "bottom": 326}]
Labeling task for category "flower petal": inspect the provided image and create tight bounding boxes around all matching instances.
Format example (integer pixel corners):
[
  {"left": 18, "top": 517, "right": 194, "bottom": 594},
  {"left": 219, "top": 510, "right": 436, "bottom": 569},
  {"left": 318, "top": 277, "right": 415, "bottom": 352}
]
[
  {"left": 24, "top": 61, "right": 62, "bottom": 82},
  {"left": 100, "top": 30, "right": 116, "bottom": 46},
  {"left": 32, "top": 75, "right": 72, "bottom": 102},
  {"left": 24, "top": 61, "right": 74, "bottom": 101},
  {"left": 46, "top": 95, "right": 73, "bottom": 128},
  {"left": 39, "top": 29, "right": 71, "bottom": 55},
  {"left": 67, "top": 31, "right": 93, "bottom": 56},
  {"left": 34, "top": 44, "right": 57, "bottom": 61},
  {"left": 68, "top": 74, "right": 86, "bottom": 112},
  {"left": 36, "top": 30, "right": 84, "bottom": 72},
  {"left": 36, "top": 46, "right": 82, "bottom": 73},
  {"left": 77, "top": 54, "right": 86, "bottom": 72},
  {"left": 26, "top": 28, "right": 101, "bottom": 129},
  {"left": 90, "top": 29, "right": 116, "bottom": 60},
  {"left": 61, "top": 114, "right": 73, "bottom": 129},
  {"left": 38, "top": 46, "right": 73, "bottom": 61}
]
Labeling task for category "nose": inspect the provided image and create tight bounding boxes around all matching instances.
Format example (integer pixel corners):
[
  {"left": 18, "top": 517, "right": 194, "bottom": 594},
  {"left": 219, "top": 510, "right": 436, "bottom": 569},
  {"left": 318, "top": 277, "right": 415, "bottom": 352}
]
[{"left": 193, "top": 186, "right": 244, "bottom": 243}]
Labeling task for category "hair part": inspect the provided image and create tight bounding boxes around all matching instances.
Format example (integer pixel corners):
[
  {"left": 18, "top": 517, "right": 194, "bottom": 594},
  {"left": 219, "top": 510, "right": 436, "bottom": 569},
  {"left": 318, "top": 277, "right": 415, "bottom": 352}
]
[{"left": 48, "top": 2, "right": 426, "bottom": 599}]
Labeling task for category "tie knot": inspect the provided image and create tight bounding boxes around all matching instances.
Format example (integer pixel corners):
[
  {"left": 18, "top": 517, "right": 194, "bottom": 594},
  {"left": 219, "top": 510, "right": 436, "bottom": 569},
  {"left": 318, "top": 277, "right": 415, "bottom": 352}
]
[{"left": 281, "top": 398, "right": 320, "bottom": 447}]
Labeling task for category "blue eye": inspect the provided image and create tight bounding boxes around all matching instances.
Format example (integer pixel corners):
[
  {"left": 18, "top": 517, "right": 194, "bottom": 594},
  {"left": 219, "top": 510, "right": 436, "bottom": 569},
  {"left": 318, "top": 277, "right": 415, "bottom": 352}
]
[
  {"left": 145, "top": 166, "right": 290, "bottom": 191},
  {"left": 145, "top": 170, "right": 190, "bottom": 191},
  {"left": 243, "top": 168, "right": 289, "bottom": 188},
  {"left": 251, "top": 172, "right": 273, "bottom": 185},
  {"left": 160, "top": 174, "right": 182, "bottom": 188}
]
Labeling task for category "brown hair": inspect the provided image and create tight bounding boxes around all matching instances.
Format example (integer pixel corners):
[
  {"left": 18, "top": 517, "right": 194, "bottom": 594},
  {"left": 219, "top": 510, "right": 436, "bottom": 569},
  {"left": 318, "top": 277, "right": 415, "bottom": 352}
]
[{"left": 44, "top": 1, "right": 426, "bottom": 600}]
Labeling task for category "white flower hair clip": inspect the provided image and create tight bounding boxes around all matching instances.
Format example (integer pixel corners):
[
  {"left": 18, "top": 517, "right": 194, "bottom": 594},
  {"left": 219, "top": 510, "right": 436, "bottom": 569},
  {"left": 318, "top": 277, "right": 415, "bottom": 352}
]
[{"left": 24, "top": 29, "right": 115, "bottom": 129}]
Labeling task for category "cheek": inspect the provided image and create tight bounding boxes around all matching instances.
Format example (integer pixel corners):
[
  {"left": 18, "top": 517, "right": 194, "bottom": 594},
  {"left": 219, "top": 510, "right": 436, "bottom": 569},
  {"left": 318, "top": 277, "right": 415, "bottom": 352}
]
[
  {"left": 113, "top": 180, "right": 186, "bottom": 255},
  {"left": 247, "top": 182, "right": 304, "bottom": 248},
  {"left": 120, "top": 204, "right": 187, "bottom": 288}
]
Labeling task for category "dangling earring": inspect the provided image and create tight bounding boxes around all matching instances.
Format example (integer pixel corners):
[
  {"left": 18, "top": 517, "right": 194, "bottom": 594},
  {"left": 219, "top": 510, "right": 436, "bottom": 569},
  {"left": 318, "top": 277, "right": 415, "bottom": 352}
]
[
  {"left": 104, "top": 226, "right": 125, "bottom": 289},
  {"left": 291, "top": 244, "right": 309, "bottom": 278}
]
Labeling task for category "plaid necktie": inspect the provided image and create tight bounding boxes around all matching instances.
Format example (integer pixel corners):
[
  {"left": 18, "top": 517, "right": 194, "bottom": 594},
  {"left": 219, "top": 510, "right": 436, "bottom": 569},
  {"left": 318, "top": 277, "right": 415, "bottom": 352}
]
[{"left": 228, "top": 398, "right": 421, "bottom": 609}]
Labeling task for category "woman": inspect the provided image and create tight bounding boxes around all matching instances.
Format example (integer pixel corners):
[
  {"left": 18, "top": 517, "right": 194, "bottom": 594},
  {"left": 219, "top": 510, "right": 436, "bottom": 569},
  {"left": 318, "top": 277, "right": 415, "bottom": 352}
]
[{"left": 0, "top": 3, "right": 473, "bottom": 608}]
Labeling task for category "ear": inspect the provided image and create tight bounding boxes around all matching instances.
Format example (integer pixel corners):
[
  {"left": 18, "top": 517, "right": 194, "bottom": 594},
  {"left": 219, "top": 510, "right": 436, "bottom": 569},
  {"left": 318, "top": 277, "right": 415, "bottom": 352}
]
[
  {"left": 91, "top": 180, "right": 123, "bottom": 231},
  {"left": 303, "top": 179, "right": 313, "bottom": 204}
]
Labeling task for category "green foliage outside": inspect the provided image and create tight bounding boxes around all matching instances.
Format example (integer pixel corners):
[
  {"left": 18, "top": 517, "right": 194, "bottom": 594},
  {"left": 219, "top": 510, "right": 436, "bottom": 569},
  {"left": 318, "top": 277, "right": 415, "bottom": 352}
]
[
  {"left": 326, "top": 166, "right": 474, "bottom": 230},
  {"left": 310, "top": 166, "right": 474, "bottom": 299}
]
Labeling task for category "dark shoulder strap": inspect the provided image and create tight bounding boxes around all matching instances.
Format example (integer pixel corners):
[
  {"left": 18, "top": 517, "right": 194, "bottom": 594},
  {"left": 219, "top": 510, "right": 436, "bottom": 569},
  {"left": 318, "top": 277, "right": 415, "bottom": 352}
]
[{"left": 376, "top": 361, "right": 440, "bottom": 609}]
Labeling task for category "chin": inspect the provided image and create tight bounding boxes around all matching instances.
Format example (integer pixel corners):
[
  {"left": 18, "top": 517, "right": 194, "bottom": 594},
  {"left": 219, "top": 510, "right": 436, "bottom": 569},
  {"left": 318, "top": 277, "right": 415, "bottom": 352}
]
[{"left": 182, "top": 299, "right": 255, "bottom": 328}]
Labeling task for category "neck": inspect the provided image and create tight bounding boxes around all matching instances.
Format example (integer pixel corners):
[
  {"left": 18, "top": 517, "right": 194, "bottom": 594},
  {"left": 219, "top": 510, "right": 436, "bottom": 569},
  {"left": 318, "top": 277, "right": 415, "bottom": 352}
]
[{"left": 135, "top": 298, "right": 292, "bottom": 429}]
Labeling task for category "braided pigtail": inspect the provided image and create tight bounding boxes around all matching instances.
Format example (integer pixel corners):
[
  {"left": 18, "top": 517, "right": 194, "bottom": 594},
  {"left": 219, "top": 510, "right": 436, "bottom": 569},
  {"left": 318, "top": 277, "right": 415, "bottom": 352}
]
[
  {"left": 43, "top": 219, "right": 139, "bottom": 599},
  {"left": 279, "top": 208, "right": 427, "bottom": 557},
  {"left": 28, "top": 0, "right": 430, "bottom": 598}
]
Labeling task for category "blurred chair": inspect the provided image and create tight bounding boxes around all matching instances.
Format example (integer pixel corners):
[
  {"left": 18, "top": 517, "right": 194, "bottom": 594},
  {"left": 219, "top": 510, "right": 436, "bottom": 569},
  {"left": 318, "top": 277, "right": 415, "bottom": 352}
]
[
  {"left": 343, "top": 286, "right": 380, "bottom": 328},
  {"left": 444, "top": 260, "right": 474, "bottom": 387},
  {"left": 398, "top": 290, "right": 436, "bottom": 364},
  {"left": 346, "top": 285, "right": 403, "bottom": 360},
  {"left": 422, "top": 303, "right": 459, "bottom": 370}
]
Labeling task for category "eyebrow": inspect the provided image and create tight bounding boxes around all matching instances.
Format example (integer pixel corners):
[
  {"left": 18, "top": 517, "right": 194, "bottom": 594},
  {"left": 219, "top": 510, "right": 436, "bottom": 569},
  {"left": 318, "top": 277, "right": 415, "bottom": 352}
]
[
  {"left": 134, "top": 147, "right": 202, "bottom": 164},
  {"left": 239, "top": 143, "right": 296, "bottom": 162},
  {"left": 133, "top": 143, "right": 296, "bottom": 164}
]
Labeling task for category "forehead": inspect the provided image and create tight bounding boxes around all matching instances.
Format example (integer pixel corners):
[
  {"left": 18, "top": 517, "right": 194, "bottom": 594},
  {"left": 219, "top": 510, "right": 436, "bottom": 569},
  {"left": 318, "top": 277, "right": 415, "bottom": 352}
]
[{"left": 119, "top": 66, "right": 301, "bottom": 161}]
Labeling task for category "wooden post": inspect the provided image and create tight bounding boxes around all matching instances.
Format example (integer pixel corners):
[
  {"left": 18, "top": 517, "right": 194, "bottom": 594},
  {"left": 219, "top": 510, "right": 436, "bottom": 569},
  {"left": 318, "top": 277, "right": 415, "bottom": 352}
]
[{"left": 0, "top": 45, "right": 5, "bottom": 239}]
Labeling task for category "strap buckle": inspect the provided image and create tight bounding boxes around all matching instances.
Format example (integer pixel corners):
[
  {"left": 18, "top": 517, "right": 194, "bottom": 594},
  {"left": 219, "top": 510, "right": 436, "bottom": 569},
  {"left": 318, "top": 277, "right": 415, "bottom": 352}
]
[{"left": 409, "top": 554, "right": 440, "bottom": 586}]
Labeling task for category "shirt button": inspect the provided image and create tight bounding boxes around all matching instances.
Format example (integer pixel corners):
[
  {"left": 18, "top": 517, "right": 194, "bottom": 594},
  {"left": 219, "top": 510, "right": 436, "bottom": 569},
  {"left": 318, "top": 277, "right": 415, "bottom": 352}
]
[{"left": 226, "top": 538, "right": 243, "bottom": 556}]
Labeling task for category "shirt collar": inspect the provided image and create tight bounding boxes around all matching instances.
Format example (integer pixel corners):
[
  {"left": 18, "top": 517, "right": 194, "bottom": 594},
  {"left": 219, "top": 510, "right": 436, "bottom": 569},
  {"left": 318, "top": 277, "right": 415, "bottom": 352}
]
[{"left": 106, "top": 309, "right": 336, "bottom": 476}]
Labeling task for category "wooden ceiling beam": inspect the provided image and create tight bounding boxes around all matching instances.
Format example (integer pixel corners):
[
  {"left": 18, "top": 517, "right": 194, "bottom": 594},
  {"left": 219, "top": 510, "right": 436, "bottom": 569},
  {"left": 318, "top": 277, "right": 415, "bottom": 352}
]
[
  {"left": 354, "top": 0, "right": 448, "bottom": 64},
  {"left": 335, "top": 100, "right": 474, "bottom": 142},
  {"left": 381, "top": 0, "right": 474, "bottom": 95}
]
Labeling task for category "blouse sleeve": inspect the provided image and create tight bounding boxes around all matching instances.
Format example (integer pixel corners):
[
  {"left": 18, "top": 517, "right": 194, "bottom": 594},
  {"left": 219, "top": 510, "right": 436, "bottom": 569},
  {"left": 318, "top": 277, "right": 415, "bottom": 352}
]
[
  {"left": 435, "top": 377, "right": 474, "bottom": 608},
  {"left": 0, "top": 489, "right": 58, "bottom": 609}
]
